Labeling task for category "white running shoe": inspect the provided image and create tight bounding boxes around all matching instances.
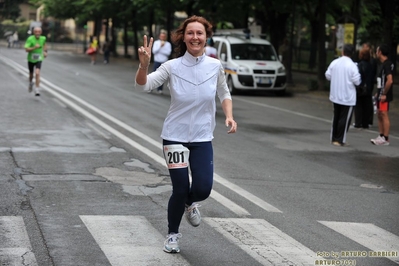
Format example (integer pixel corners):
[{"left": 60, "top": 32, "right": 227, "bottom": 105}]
[
  {"left": 34, "top": 87, "right": 40, "bottom": 96},
  {"left": 185, "top": 203, "right": 201, "bottom": 227},
  {"left": 163, "top": 233, "right": 182, "bottom": 253},
  {"left": 371, "top": 135, "right": 389, "bottom": 146},
  {"left": 28, "top": 82, "right": 34, "bottom": 93},
  {"left": 370, "top": 135, "right": 382, "bottom": 144}
]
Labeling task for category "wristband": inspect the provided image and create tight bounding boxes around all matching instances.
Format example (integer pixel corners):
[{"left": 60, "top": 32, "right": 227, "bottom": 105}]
[{"left": 139, "top": 63, "right": 149, "bottom": 70}]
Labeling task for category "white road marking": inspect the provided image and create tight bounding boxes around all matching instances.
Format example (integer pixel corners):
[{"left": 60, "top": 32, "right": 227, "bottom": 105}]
[
  {"left": 210, "top": 189, "right": 251, "bottom": 216},
  {"left": 319, "top": 221, "right": 399, "bottom": 263},
  {"left": 80, "top": 215, "right": 190, "bottom": 266},
  {"left": 214, "top": 173, "right": 282, "bottom": 213},
  {"left": 1, "top": 55, "right": 282, "bottom": 215},
  {"left": 0, "top": 216, "right": 38, "bottom": 266},
  {"left": 204, "top": 218, "right": 317, "bottom": 265},
  {"left": 235, "top": 97, "right": 331, "bottom": 123}
]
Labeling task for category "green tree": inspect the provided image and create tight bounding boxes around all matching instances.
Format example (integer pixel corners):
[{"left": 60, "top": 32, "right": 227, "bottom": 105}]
[{"left": 0, "top": 0, "right": 24, "bottom": 20}]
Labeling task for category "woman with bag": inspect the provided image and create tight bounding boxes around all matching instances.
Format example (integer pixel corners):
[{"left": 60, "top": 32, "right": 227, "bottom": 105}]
[{"left": 86, "top": 36, "right": 98, "bottom": 65}]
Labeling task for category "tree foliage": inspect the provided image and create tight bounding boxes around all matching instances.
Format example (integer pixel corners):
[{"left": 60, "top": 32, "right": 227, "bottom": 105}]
[{"left": 21, "top": 0, "right": 399, "bottom": 81}]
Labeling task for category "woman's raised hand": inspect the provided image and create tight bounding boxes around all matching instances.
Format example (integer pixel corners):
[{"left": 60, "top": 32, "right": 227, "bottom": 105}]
[{"left": 138, "top": 35, "right": 153, "bottom": 68}]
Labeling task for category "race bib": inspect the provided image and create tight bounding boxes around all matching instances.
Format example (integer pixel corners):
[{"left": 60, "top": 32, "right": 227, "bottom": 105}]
[
  {"left": 163, "top": 144, "right": 189, "bottom": 169},
  {"left": 32, "top": 53, "right": 41, "bottom": 60}
]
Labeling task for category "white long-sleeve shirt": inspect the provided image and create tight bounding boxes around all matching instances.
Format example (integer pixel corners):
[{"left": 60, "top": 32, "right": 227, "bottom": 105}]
[
  {"left": 135, "top": 52, "right": 232, "bottom": 142},
  {"left": 325, "top": 56, "right": 361, "bottom": 106},
  {"left": 152, "top": 40, "right": 172, "bottom": 63}
]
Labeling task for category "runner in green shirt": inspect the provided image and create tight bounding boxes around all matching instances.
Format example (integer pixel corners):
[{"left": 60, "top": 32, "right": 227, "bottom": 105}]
[{"left": 25, "top": 27, "right": 48, "bottom": 96}]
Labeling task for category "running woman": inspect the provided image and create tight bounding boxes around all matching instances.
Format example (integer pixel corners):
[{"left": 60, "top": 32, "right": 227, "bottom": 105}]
[{"left": 135, "top": 15, "right": 237, "bottom": 253}]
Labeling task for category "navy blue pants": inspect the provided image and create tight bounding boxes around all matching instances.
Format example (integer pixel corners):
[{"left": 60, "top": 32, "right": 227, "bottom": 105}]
[
  {"left": 163, "top": 140, "right": 214, "bottom": 234},
  {"left": 153, "top": 61, "right": 163, "bottom": 91}
]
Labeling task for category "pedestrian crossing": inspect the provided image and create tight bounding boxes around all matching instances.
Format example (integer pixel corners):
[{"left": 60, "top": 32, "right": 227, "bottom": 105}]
[
  {"left": 80, "top": 215, "right": 190, "bottom": 266},
  {"left": 319, "top": 221, "right": 399, "bottom": 264},
  {"left": 1, "top": 215, "right": 398, "bottom": 266},
  {"left": 0, "top": 216, "right": 38, "bottom": 266}
]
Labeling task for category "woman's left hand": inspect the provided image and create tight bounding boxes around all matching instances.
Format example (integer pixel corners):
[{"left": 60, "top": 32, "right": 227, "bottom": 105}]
[{"left": 226, "top": 118, "right": 237, "bottom": 134}]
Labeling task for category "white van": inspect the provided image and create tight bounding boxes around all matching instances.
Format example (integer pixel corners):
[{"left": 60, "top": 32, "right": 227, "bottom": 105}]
[{"left": 212, "top": 34, "right": 287, "bottom": 95}]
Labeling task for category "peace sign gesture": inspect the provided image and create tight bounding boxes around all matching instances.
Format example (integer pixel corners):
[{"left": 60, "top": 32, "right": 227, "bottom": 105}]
[{"left": 138, "top": 35, "right": 153, "bottom": 69}]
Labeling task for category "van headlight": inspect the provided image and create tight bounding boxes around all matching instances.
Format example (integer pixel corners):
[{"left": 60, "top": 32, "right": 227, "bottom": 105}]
[
  {"left": 278, "top": 66, "right": 286, "bottom": 74},
  {"left": 237, "top": 65, "right": 251, "bottom": 74}
]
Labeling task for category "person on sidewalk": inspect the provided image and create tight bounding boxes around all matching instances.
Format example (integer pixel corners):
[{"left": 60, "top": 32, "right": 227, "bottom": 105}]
[
  {"left": 362, "top": 42, "right": 378, "bottom": 127},
  {"left": 135, "top": 15, "right": 237, "bottom": 253},
  {"left": 150, "top": 30, "right": 172, "bottom": 94},
  {"left": 371, "top": 44, "right": 394, "bottom": 146},
  {"left": 12, "top": 31, "right": 19, "bottom": 48},
  {"left": 24, "top": 27, "right": 47, "bottom": 96},
  {"left": 102, "top": 40, "right": 111, "bottom": 64},
  {"left": 88, "top": 36, "right": 99, "bottom": 65},
  {"left": 354, "top": 47, "right": 374, "bottom": 129},
  {"left": 325, "top": 44, "right": 361, "bottom": 146}
]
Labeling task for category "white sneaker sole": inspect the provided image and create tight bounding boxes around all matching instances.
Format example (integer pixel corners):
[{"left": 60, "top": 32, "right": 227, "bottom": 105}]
[{"left": 163, "top": 247, "right": 180, "bottom": 253}]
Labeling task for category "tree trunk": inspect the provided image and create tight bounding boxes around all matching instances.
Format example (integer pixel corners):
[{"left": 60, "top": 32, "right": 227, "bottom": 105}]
[
  {"left": 166, "top": 6, "right": 174, "bottom": 58},
  {"left": 308, "top": 19, "right": 318, "bottom": 70},
  {"left": 104, "top": 18, "right": 109, "bottom": 42},
  {"left": 123, "top": 20, "right": 128, "bottom": 57},
  {"left": 148, "top": 9, "right": 154, "bottom": 39},
  {"left": 132, "top": 9, "right": 139, "bottom": 60},
  {"left": 380, "top": 0, "right": 395, "bottom": 68},
  {"left": 286, "top": 0, "right": 296, "bottom": 84},
  {"left": 111, "top": 17, "right": 118, "bottom": 57},
  {"left": 317, "top": 0, "right": 327, "bottom": 90}
]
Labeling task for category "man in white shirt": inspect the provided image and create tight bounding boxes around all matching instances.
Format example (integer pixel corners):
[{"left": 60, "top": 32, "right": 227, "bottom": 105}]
[
  {"left": 151, "top": 30, "right": 172, "bottom": 94},
  {"left": 325, "top": 44, "right": 361, "bottom": 146}
]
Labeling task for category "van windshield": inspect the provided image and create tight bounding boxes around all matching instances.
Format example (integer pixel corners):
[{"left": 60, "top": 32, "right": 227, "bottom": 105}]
[{"left": 231, "top": 44, "right": 277, "bottom": 61}]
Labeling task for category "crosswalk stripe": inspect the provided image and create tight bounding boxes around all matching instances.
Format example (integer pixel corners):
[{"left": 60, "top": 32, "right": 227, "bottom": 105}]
[
  {"left": 0, "top": 216, "right": 38, "bottom": 266},
  {"left": 319, "top": 221, "right": 399, "bottom": 264},
  {"left": 204, "top": 217, "right": 316, "bottom": 265},
  {"left": 79, "top": 215, "right": 190, "bottom": 266}
]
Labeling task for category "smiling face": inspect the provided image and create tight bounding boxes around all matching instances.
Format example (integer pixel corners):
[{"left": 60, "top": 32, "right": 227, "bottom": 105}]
[
  {"left": 33, "top": 27, "right": 42, "bottom": 39},
  {"left": 184, "top": 22, "right": 207, "bottom": 57}
]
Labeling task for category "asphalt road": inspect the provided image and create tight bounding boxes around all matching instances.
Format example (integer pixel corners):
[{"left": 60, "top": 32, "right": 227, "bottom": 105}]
[{"left": 0, "top": 47, "right": 398, "bottom": 266}]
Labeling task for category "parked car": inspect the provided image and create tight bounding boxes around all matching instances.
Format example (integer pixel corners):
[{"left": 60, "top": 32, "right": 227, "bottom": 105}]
[{"left": 213, "top": 34, "right": 287, "bottom": 95}]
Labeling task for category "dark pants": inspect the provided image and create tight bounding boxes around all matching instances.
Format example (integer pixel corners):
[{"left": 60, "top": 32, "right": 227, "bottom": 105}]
[
  {"left": 163, "top": 140, "right": 213, "bottom": 234},
  {"left": 331, "top": 103, "right": 353, "bottom": 144},
  {"left": 153, "top": 61, "right": 163, "bottom": 91},
  {"left": 103, "top": 51, "right": 110, "bottom": 63},
  {"left": 354, "top": 95, "right": 372, "bottom": 128}
]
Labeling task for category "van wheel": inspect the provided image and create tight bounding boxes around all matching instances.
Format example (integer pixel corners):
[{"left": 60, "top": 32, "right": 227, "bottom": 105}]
[
  {"left": 275, "top": 89, "right": 286, "bottom": 96},
  {"left": 227, "top": 76, "right": 237, "bottom": 95}
]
